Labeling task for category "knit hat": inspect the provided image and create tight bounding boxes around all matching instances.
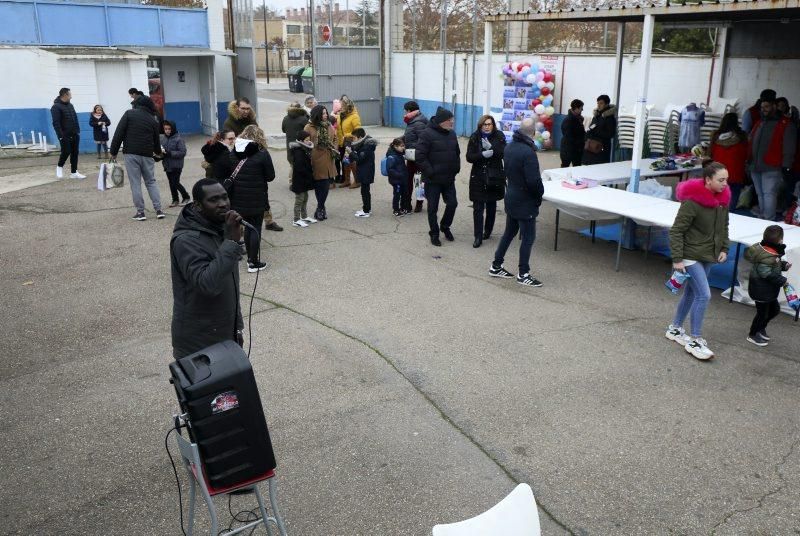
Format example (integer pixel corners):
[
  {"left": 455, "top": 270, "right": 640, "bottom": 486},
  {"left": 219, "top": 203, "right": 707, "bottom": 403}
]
[
  {"left": 404, "top": 100, "right": 420, "bottom": 112},
  {"left": 433, "top": 106, "right": 454, "bottom": 124}
]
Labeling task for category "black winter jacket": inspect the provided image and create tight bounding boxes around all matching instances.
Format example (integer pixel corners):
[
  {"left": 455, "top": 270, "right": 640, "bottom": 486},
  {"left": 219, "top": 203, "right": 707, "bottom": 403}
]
[
  {"left": 170, "top": 204, "right": 243, "bottom": 359},
  {"left": 51, "top": 97, "right": 80, "bottom": 139},
  {"left": 89, "top": 113, "right": 111, "bottom": 142},
  {"left": 415, "top": 121, "right": 461, "bottom": 186},
  {"left": 289, "top": 142, "right": 315, "bottom": 194},
  {"left": 228, "top": 142, "right": 275, "bottom": 215},
  {"left": 282, "top": 107, "right": 310, "bottom": 163},
  {"left": 110, "top": 99, "right": 160, "bottom": 157},
  {"left": 503, "top": 131, "right": 544, "bottom": 220},
  {"left": 202, "top": 142, "right": 233, "bottom": 180},
  {"left": 160, "top": 121, "right": 187, "bottom": 172},
  {"left": 466, "top": 130, "right": 506, "bottom": 202},
  {"left": 560, "top": 111, "right": 585, "bottom": 162},
  {"left": 582, "top": 105, "right": 617, "bottom": 165},
  {"left": 403, "top": 113, "right": 428, "bottom": 149},
  {"left": 385, "top": 147, "right": 407, "bottom": 186},
  {"left": 350, "top": 135, "right": 377, "bottom": 185}
]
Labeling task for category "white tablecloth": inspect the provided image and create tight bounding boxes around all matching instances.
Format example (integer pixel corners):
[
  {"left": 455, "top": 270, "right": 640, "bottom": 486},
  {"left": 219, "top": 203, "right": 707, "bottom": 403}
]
[{"left": 542, "top": 159, "right": 702, "bottom": 186}]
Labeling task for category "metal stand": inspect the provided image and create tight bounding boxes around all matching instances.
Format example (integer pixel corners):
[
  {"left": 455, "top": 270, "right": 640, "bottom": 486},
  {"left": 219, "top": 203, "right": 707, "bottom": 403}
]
[
  {"left": 554, "top": 209, "right": 560, "bottom": 251},
  {"left": 728, "top": 242, "right": 742, "bottom": 303},
  {"left": 615, "top": 217, "right": 625, "bottom": 271}
]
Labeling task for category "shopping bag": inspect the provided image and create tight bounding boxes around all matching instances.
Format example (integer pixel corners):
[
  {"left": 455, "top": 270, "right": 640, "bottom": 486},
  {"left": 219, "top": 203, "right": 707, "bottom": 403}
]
[
  {"left": 413, "top": 172, "right": 425, "bottom": 201},
  {"left": 97, "top": 163, "right": 108, "bottom": 191},
  {"left": 405, "top": 148, "right": 416, "bottom": 162},
  {"left": 108, "top": 161, "right": 125, "bottom": 187},
  {"left": 737, "top": 185, "right": 753, "bottom": 209},
  {"left": 785, "top": 284, "right": 800, "bottom": 310}
]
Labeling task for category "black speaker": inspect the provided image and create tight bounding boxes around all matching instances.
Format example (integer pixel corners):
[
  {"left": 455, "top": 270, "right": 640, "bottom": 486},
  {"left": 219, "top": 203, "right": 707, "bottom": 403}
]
[{"left": 169, "top": 340, "right": 276, "bottom": 490}]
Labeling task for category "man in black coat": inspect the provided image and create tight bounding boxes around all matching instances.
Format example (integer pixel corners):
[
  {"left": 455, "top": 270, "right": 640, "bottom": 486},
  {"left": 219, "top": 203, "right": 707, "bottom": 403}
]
[
  {"left": 415, "top": 107, "right": 460, "bottom": 246},
  {"left": 110, "top": 95, "right": 164, "bottom": 221},
  {"left": 171, "top": 179, "right": 245, "bottom": 359},
  {"left": 50, "top": 88, "right": 85, "bottom": 179},
  {"left": 582, "top": 94, "right": 617, "bottom": 165},
  {"left": 402, "top": 100, "right": 429, "bottom": 213},
  {"left": 489, "top": 118, "right": 544, "bottom": 287},
  {"left": 560, "top": 98, "right": 585, "bottom": 167}
]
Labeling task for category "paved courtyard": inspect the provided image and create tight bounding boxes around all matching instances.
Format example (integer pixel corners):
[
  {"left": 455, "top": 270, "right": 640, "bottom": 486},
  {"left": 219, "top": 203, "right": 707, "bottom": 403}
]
[{"left": 1, "top": 86, "right": 798, "bottom": 535}]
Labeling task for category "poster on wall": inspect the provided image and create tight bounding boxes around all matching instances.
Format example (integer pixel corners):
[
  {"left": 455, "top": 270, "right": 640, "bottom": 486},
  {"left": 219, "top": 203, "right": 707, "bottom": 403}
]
[{"left": 498, "top": 57, "right": 559, "bottom": 150}]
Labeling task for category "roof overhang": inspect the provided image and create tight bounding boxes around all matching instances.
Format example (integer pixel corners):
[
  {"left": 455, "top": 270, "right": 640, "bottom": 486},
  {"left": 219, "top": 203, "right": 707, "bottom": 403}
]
[
  {"left": 486, "top": 0, "right": 800, "bottom": 24},
  {"left": 118, "top": 47, "right": 235, "bottom": 57}
]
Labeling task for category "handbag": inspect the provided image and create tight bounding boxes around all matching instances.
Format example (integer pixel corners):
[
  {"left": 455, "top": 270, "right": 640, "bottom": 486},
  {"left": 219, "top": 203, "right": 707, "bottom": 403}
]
[
  {"left": 222, "top": 158, "right": 248, "bottom": 195},
  {"left": 584, "top": 138, "right": 603, "bottom": 154}
]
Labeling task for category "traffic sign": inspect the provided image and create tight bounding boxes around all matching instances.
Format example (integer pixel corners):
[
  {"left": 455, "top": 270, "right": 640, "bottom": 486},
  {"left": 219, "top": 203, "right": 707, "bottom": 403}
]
[{"left": 321, "top": 25, "right": 331, "bottom": 42}]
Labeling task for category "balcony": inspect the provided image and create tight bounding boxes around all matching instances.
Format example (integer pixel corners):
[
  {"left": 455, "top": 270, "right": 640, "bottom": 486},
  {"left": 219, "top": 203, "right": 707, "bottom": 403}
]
[{"left": 0, "top": 0, "right": 209, "bottom": 48}]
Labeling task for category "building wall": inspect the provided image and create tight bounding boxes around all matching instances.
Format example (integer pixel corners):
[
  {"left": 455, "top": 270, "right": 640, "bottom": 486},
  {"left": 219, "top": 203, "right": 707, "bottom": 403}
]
[
  {"left": 161, "top": 56, "right": 202, "bottom": 134},
  {"left": 208, "top": 0, "right": 234, "bottom": 129}
]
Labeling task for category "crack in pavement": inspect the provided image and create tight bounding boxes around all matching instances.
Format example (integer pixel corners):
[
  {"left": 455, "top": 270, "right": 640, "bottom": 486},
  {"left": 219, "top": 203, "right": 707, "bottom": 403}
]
[
  {"left": 0, "top": 204, "right": 135, "bottom": 215},
  {"left": 709, "top": 436, "right": 800, "bottom": 534},
  {"left": 247, "top": 293, "right": 577, "bottom": 535}
]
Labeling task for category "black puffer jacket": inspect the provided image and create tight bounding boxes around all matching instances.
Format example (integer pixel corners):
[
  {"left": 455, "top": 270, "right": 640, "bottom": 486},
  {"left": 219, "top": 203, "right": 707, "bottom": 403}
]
[
  {"left": 289, "top": 141, "right": 315, "bottom": 194},
  {"left": 503, "top": 131, "right": 543, "bottom": 220},
  {"left": 110, "top": 97, "right": 160, "bottom": 157},
  {"left": 202, "top": 141, "right": 233, "bottom": 180},
  {"left": 403, "top": 113, "right": 428, "bottom": 149},
  {"left": 582, "top": 104, "right": 617, "bottom": 165},
  {"left": 50, "top": 97, "right": 80, "bottom": 139},
  {"left": 89, "top": 113, "right": 111, "bottom": 142},
  {"left": 350, "top": 135, "right": 377, "bottom": 185},
  {"left": 560, "top": 110, "right": 585, "bottom": 163},
  {"left": 415, "top": 121, "right": 461, "bottom": 186},
  {"left": 466, "top": 129, "right": 506, "bottom": 202},
  {"left": 228, "top": 141, "right": 275, "bottom": 215},
  {"left": 170, "top": 204, "right": 243, "bottom": 359},
  {"left": 282, "top": 106, "right": 309, "bottom": 163}
]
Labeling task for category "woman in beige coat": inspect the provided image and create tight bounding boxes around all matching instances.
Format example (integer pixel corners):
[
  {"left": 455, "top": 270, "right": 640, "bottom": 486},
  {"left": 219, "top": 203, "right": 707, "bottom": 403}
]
[{"left": 304, "top": 105, "right": 338, "bottom": 220}]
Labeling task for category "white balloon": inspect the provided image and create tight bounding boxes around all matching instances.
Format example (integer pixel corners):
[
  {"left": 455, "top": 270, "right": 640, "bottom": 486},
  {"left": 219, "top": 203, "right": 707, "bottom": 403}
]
[
  {"left": 546, "top": 82, "right": 555, "bottom": 91},
  {"left": 542, "top": 131, "right": 551, "bottom": 140},
  {"left": 545, "top": 106, "right": 555, "bottom": 116},
  {"left": 536, "top": 81, "right": 546, "bottom": 89},
  {"left": 525, "top": 73, "right": 536, "bottom": 85},
  {"left": 534, "top": 104, "right": 545, "bottom": 115},
  {"left": 535, "top": 121, "right": 544, "bottom": 130},
  {"left": 511, "top": 62, "right": 519, "bottom": 71}
]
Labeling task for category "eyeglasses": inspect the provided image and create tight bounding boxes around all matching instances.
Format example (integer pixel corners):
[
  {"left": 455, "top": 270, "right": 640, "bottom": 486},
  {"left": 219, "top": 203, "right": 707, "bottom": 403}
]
[
  {"left": 225, "top": 136, "right": 236, "bottom": 141},
  {"left": 482, "top": 122, "right": 494, "bottom": 127}
]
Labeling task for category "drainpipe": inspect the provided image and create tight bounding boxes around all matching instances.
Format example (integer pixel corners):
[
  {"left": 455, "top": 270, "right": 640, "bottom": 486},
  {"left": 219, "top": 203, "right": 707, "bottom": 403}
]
[
  {"left": 470, "top": 2, "right": 477, "bottom": 131},
  {"left": 411, "top": 1, "right": 417, "bottom": 99}
]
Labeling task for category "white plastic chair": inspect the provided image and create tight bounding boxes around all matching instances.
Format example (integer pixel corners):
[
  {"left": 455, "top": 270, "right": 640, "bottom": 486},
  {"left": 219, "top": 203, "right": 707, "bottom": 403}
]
[{"left": 432, "top": 483, "right": 542, "bottom": 536}]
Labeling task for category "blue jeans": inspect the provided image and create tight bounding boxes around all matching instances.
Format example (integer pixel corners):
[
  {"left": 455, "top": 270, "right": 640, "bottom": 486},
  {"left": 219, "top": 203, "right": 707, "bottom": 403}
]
[
  {"left": 751, "top": 169, "right": 782, "bottom": 220},
  {"left": 671, "top": 261, "right": 713, "bottom": 338},
  {"left": 425, "top": 182, "right": 458, "bottom": 237},
  {"left": 493, "top": 215, "right": 536, "bottom": 275}
]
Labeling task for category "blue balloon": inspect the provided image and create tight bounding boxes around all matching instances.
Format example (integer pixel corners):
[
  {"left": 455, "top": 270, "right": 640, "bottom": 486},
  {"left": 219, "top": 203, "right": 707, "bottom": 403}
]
[
  {"left": 533, "top": 89, "right": 541, "bottom": 98},
  {"left": 530, "top": 64, "right": 539, "bottom": 73},
  {"left": 534, "top": 140, "right": 543, "bottom": 151},
  {"left": 543, "top": 95, "right": 553, "bottom": 105}
]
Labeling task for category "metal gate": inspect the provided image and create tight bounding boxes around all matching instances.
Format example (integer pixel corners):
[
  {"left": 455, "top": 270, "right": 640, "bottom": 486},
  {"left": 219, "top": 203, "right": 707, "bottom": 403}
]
[
  {"left": 232, "top": 0, "right": 258, "bottom": 114},
  {"left": 313, "top": 46, "right": 381, "bottom": 125}
]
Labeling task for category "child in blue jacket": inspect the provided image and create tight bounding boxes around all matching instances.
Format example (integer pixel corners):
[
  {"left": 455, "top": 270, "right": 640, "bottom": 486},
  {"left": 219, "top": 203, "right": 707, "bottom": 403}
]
[
  {"left": 348, "top": 127, "right": 377, "bottom": 217},
  {"left": 385, "top": 138, "right": 407, "bottom": 216}
]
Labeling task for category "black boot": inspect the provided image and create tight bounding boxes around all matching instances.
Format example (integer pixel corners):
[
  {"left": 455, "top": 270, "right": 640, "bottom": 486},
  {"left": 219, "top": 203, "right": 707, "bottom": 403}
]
[{"left": 473, "top": 237, "right": 482, "bottom": 248}]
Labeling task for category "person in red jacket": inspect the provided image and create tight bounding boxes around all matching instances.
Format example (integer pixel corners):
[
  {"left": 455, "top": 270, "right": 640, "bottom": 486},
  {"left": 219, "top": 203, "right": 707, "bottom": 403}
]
[
  {"left": 710, "top": 113, "right": 748, "bottom": 210},
  {"left": 743, "top": 88, "right": 776, "bottom": 134}
]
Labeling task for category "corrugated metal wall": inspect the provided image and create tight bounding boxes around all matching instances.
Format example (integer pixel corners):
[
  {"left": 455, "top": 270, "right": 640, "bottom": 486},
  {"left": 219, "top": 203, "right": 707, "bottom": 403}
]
[
  {"left": 314, "top": 46, "right": 382, "bottom": 125},
  {"left": 728, "top": 21, "right": 800, "bottom": 59}
]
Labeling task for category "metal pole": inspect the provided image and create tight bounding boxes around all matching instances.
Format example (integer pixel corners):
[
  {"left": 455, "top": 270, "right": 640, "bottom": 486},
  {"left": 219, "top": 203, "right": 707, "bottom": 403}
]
[
  {"left": 612, "top": 22, "right": 625, "bottom": 112},
  {"left": 451, "top": 49, "right": 456, "bottom": 113},
  {"left": 345, "top": 0, "right": 349, "bottom": 45},
  {"left": 504, "top": 0, "right": 509, "bottom": 61},
  {"left": 441, "top": 0, "right": 447, "bottom": 105},
  {"left": 262, "top": 0, "right": 270, "bottom": 83},
  {"left": 362, "top": 0, "right": 366, "bottom": 45},
  {"left": 411, "top": 1, "right": 417, "bottom": 99},
  {"left": 328, "top": 0, "right": 333, "bottom": 46},
  {"left": 310, "top": 0, "right": 317, "bottom": 90},
  {"left": 483, "top": 21, "right": 492, "bottom": 114},
  {"left": 470, "top": 0, "right": 477, "bottom": 130},
  {"left": 629, "top": 14, "right": 655, "bottom": 194}
]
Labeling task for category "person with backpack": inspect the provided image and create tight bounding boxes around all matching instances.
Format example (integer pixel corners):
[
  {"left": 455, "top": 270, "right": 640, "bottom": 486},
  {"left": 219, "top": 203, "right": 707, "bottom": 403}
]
[
  {"left": 160, "top": 120, "right": 189, "bottom": 207},
  {"left": 385, "top": 138, "right": 408, "bottom": 216},
  {"left": 347, "top": 127, "right": 377, "bottom": 218},
  {"left": 289, "top": 131, "right": 317, "bottom": 228}
]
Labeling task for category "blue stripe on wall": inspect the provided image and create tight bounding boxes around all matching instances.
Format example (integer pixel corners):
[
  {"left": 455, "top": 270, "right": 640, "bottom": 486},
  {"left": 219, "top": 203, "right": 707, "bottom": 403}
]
[
  {"left": 0, "top": 108, "right": 96, "bottom": 152},
  {"left": 385, "top": 96, "right": 566, "bottom": 150},
  {"left": 164, "top": 101, "right": 202, "bottom": 134}
]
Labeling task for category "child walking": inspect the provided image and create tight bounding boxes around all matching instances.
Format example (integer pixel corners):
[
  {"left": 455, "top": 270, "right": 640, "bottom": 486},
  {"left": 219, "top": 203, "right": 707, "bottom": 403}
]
[
  {"left": 89, "top": 105, "right": 111, "bottom": 159},
  {"left": 289, "top": 131, "right": 318, "bottom": 227},
  {"left": 385, "top": 138, "right": 408, "bottom": 216},
  {"left": 665, "top": 161, "right": 731, "bottom": 361},
  {"left": 347, "top": 127, "right": 377, "bottom": 218},
  {"left": 745, "top": 225, "right": 792, "bottom": 346},
  {"left": 160, "top": 120, "right": 189, "bottom": 207}
]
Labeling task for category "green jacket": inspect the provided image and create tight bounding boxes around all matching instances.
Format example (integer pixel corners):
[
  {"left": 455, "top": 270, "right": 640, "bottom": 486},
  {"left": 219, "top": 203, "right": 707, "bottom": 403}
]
[
  {"left": 745, "top": 243, "right": 788, "bottom": 301},
  {"left": 669, "top": 179, "right": 730, "bottom": 263}
]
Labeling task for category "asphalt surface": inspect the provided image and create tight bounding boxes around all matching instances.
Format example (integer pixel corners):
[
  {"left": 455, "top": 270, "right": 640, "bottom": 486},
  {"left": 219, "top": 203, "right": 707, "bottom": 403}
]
[{"left": 1, "top": 81, "right": 798, "bottom": 535}]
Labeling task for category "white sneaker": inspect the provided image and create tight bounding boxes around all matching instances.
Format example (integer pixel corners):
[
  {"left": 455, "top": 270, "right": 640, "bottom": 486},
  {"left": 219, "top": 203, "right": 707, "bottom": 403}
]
[
  {"left": 684, "top": 337, "right": 714, "bottom": 361},
  {"left": 56, "top": 166, "right": 63, "bottom": 179},
  {"left": 292, "top": 219, "right": 309, "bottom": 227},
  {"left": 354, "top": 210, "right": 371, "bottom": 218},
  {"left": 303, "top": 217, "right": 318, "bottom": 224},
  {"left": 665, "top": 325, "right": 691, "bottom": 346},
  {"left": 69, "top": 172, "right": 86, "bottom": 180}
]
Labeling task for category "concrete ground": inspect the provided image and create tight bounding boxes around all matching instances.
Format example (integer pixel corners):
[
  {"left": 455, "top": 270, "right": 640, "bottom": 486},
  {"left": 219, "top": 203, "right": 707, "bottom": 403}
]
[{"left": 1, "top": 82, "right": 799, "bottom": 536}]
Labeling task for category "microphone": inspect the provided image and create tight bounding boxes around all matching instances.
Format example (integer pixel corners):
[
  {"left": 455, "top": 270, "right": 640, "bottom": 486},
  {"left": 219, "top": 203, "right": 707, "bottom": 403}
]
[{"left": 237, "top": 217, "right": 259, "bottom": 231}]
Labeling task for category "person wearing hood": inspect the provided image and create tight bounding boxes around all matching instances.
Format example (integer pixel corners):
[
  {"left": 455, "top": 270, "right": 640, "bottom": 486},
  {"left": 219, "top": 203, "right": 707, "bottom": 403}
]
[
  {"left": 170, "top": 178, "right": 245, "bottom": 358},
  {"left": 51, "top": 88, "right": 85, "bottom": 179},
  {"left": 415, "top": 106, "right": 460, "bottom": 246},
  {"left": 488, "top": 118, "right": 543, "bottom": 287},
  {"left": 710, "top": 113, "right": 748, "bottom": 209},
  {"left": 281, "top": 102, "right": 310, "bottom": 170},
  {"left": 289, "top": 130, "right": 317, "bottom": 227},
  {"left": 466, "top": 115, "right": 506, "bottom": 248},
  {"left": 665, "top": 162, "right": 730, "bottom": 361},
  {"left": 582, "top": 94, "right": 617, "bottom": 165},
  {"left": 223, "top": 97, "right": 257, "bottom": 136},
  {"left": 110, "top": 95, "right": 164, "bottom": 221},
  {"left": 347, "top": 127, "right": 377, "bottom": 217},
  {"left": 160, "top": 120, "right": 189, "bottom": 207},
  {"left": 229, "top": 126, "right": 276, "bottom": 272},
  {"left": 335, "top": 95, "right": 362, "bottom": 189},
  {"left": 304, "top": 104, "right": 338, "bottom": 221},
  {"left": 744, "top": 225, "right": 792, "bottom": 347},
  {"left": 385, "top": 138, "right": 408, "bottom": 216},
  {"left": 201, "top": 129, "right": 236, "bottom": 181},
  {"left": 402, "top": 100, "right": 429, "bottom": 213}
]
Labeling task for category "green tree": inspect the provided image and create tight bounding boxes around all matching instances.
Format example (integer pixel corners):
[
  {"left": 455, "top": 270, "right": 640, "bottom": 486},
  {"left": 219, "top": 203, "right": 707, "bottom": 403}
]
[{"left": 353, "top": 0, "right": 380, "bottom": 46}]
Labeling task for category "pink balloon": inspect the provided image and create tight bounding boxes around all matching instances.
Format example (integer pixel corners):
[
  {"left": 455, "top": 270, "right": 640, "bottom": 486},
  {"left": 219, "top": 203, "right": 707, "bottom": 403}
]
[{"left": 536, "top": 72, "right": 545, "bottom": 82}]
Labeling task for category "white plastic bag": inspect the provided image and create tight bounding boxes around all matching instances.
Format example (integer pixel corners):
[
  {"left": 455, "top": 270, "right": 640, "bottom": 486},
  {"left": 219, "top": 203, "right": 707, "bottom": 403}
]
[{"left": 633, "top": 178, "right": 672, "bottom": 200}]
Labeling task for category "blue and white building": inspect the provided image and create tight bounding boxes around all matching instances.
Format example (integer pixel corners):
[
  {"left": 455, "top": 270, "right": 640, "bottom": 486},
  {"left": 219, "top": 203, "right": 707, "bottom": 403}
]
[{"left": 0, "top": 0, "right": 237, "bottom": 152}]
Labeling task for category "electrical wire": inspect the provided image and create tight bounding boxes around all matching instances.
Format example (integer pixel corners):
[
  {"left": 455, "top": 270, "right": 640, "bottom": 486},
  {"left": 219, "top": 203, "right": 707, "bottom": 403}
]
[
  {"left": 247, "top": 264, "right": 259, "bottom": 359},
  {"left": 165, "top": 427, "right": 188, "bottom": 536}
]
